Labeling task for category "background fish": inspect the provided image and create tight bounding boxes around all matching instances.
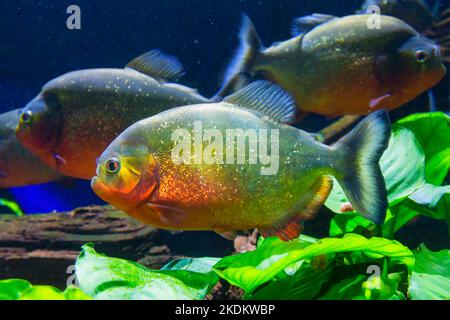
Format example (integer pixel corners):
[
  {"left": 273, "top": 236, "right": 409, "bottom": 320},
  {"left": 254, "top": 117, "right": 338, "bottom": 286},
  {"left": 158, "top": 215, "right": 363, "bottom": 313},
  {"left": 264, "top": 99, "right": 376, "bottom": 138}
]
[
  {"left": 92, "top": 82, "right": 391, "bottom": 241},
  {"left": 359, "top": 0, "right": 438, "bottom": 32},
  {"left": 0, "top": 109, "right": 60, "bottom": 188},
  {"left": 16, "top": 50, "right": 210, "bottom": 180},
  {"left": 359, "top": 0, "right": 450, "bottom": 62},
  {"left": 219, "top": 14, "right": 446, "bottom": 118}
]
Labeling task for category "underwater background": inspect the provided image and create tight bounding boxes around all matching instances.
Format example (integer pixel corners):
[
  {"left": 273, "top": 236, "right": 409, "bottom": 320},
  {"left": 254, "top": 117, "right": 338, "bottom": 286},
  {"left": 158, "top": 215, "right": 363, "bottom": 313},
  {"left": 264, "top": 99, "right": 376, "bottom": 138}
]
[
  {"left": 1, "top": 0, "right": 449, "bottom": 213},
  {"left": 0, "top": 0, "right": 449, "bottom": 247},
  {"left": 0, "top": 0, "right": 449, "bottom": 300}
]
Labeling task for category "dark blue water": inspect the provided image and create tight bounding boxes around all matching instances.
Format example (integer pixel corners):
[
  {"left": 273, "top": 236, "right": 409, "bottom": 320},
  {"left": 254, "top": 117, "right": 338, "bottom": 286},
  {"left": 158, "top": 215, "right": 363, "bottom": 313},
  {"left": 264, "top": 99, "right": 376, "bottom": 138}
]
[{"left": 0, "top": 0, "right": 448, "bottom": 213}]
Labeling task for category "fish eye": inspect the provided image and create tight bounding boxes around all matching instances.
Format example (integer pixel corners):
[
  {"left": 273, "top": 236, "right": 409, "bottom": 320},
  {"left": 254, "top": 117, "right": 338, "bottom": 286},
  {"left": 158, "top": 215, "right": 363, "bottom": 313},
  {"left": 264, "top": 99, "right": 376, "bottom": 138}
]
[
  {"left": 415, "top": 50, "right": 428, "bottom": 63},
  {"left": 20, "top": 111, "right": 33, "bottom": 124},
  {"left": 105, "top": 158, "right": 120, "bottom": 174}
]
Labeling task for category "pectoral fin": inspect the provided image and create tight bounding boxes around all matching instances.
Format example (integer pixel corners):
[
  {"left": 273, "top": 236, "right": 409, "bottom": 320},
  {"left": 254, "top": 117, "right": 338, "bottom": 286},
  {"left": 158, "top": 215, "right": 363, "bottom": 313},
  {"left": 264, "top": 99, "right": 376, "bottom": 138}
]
[{"left": 139, "top": 201, "right": 188, "bottom": 226}]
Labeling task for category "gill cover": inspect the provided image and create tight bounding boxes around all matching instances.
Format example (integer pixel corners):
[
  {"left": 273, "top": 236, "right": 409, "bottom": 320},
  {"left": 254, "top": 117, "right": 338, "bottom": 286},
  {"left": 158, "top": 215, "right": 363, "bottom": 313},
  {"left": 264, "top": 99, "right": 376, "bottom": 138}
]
[{"left": 17, "top": 93, "right": 63, "bottom": 154}]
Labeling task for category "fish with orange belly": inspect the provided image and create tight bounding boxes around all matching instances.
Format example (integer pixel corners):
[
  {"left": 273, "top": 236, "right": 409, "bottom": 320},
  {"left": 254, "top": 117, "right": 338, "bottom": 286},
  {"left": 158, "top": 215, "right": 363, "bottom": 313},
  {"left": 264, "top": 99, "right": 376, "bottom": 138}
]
[
  {"left": 219, "top": 14, "right": 446, "bottom": 118},
  {"left": 91, "top": 82, "right": 391, "bottom": 241},
  {"left": 0, "top": 109, "right": 60, "bottom": 188},
  {"left": 15, "top": 50, "right": 210, "bottom": 180}
]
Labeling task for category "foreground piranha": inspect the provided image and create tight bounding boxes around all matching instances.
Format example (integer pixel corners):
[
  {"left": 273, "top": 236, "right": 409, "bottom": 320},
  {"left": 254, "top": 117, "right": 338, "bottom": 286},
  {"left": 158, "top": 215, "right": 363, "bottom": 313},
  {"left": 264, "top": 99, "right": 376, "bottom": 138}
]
[
  {"left": 0, "top": 109, "right": 60, "bottom": 188},
  {"left": 219, "top": 14, "right": 446, "bottom": 118},
  {"left": 16, "top": 50, "right": 210, "bottom": 180},
  {"left": 92, "top": 82, "right": 390, "bottom": 241}
]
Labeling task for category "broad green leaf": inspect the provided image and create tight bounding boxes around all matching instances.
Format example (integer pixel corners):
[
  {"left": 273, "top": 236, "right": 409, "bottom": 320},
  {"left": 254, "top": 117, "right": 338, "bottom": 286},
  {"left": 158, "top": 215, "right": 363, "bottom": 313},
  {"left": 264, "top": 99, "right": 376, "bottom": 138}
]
[
  {"left": 326, "top": 128, "right": 425, "bottom": 215},
  {"left": 19, "top": 286, "right": 91, "bottom": 300},
  {"left": 161, "top": 257, "right": 220, "bottom": 274},
  {"left": 380, "top": 128, "right": 426, "bottom": 203},
  {"left": 382, "top": 205, "right": 419, "bottom": 239},
  {"left": 382, "top": 184, "right": 449, "bottom": 238},
  {"left": 62, "top": 287, "right": 93, "bottom": 300},
  {"left": 248, "top": 263, "right": 333, "bottom": 300},
  {"left": 76, "top": 244, "right": 218, "bottom": 300},
  {"left": 395, "top": 112, "right": 450, "bottom": 185},
  {"left": 0, "top": 199, "right": 24, "bottom": 217},
  {"left": 0, "top": 279, "right": 31, "bottom": 300},
  {"left": 319, "top": 275, "right": 367, "bottom": 300},
  {"left": 408, "top": 184, "right": 450, "bottom": 220},
  {"left": 409, "top": 245, "right": 450, "bottom": 300},
  {"left": 329, "top": 213, "right": 374, "bottom": 237},
  {"left": 213, "top": 234, "right": 414, "bottom": 294},
  {"left": 0, "top": 279, "right": 90, "bottom": 300}
]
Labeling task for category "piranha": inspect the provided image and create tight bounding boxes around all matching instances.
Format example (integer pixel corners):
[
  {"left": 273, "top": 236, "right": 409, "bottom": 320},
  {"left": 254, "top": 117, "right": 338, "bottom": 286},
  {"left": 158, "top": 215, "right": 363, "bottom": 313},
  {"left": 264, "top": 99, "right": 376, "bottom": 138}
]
[
  {"left": 16, "top": 50, "right": 210, "bottom": 180},
  {"left": 91, "top": 81, "right": 391, "bottom": 241},
  {"left": 0, "top": 109, "right": 60, "bottom": 188},
  {"left": 218, "top": 14, "right": 446, "bottom": 118}
]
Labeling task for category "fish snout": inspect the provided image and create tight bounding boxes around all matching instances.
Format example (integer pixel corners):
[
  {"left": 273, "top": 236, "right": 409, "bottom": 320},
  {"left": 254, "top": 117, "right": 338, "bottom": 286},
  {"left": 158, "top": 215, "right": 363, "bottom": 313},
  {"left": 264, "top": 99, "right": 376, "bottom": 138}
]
[{"left": 91, "top": 175, "right": 108, "bottom": 198}]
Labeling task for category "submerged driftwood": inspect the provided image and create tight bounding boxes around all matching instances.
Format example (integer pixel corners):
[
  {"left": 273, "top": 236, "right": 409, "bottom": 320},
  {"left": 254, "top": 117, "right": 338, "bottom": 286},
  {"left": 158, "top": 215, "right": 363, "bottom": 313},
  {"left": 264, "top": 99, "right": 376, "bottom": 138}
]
[{"left": 0, "top": 206, "right": 233, "bottom": 289}]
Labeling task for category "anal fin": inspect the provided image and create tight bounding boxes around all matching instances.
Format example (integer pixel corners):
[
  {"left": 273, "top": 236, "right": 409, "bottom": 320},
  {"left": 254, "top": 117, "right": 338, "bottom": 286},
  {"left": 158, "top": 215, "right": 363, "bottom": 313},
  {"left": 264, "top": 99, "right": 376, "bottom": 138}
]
[{"left": 261, "top": 176, "right": 333, "bottom": 241}]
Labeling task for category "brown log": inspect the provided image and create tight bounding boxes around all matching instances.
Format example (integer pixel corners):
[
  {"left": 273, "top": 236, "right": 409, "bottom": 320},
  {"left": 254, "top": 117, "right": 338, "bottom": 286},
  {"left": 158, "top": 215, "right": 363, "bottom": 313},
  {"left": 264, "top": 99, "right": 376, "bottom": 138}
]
[{"left": 0, "top": 205, "right": 233, "bottom": 289}]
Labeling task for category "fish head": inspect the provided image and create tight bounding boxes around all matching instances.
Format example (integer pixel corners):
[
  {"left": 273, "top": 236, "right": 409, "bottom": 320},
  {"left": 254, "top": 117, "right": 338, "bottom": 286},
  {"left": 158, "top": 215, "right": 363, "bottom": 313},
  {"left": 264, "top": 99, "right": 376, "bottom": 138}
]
[
  {"left": 387, "top": 35, "right": 446, "bottom": 97},
  {"left": 91, "top": 136, "right": 159, "bottom": 212},
  {"left": 16, "top": 93, "right": 63, "bottom": 167},
  {"left": 0, "top": 137, "right": 13, "bottom": 187}
]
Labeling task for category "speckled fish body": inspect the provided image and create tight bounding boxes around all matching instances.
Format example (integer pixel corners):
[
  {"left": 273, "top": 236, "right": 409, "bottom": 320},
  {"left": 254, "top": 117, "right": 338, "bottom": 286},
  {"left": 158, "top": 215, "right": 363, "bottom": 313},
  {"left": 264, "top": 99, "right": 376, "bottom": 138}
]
[
  {"left": 221, "top": 14, "right": 446, "bottom": 117},
  {"left": 16, "top": 51, "right": 210, "bottom": 180},
  {"left": 92, "top": 82, "right": 391, "bottom": 241},
  {"left": 0, "top": 109, "right": 60, "bottom": 188}
]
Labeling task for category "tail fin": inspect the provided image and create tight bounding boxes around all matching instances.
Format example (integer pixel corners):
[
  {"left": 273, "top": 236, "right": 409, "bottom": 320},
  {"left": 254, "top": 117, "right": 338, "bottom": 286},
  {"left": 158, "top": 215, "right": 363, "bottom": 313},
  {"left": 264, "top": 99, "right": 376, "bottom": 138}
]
[
  {"left": 332, "top": 111, "right": 391, "bottom": 225},
  {"left": 215, "top": 14, "right": 263, "bottom": 99}
]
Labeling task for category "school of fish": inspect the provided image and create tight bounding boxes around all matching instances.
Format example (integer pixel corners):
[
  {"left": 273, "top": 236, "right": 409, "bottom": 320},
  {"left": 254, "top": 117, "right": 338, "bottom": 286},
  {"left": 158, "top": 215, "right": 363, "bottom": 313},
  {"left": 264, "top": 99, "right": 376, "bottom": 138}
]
[{"left": 2, "top": 6, "right": 448, "bottom": 241}]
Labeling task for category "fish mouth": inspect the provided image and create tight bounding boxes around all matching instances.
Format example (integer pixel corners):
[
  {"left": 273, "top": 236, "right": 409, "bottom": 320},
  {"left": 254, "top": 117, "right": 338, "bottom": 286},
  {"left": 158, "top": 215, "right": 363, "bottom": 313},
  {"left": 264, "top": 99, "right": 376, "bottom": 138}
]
[{"left": 91, "top": 176, "right": 107, "bottom": 198}]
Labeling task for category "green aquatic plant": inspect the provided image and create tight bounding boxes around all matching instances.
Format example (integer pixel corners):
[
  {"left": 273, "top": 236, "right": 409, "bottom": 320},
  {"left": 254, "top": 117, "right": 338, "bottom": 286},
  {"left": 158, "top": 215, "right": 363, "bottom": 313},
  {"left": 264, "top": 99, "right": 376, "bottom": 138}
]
[
  {"left": 326, "top": 112, "right": 450, "bottom": 239},
  {"left": 396, "top": 112, "right": 450, "bottom": 186},
  {"left": 0, "top": 279, "right": 90, "bottom": 300},
  {"left": 75, "top": 243, "right": 219, "bottom": 300},
  {"left": 213, "top": 234, "right": 413, "bottom": 299},
  {"left": 2, "top": 239, "right": 447, "bottom": 300},
  {"left": 409, "top": 245, "right": 450, "bottom": 300},
  {"left": 0, "top": 198, "right": 23, "bottom": 217}
]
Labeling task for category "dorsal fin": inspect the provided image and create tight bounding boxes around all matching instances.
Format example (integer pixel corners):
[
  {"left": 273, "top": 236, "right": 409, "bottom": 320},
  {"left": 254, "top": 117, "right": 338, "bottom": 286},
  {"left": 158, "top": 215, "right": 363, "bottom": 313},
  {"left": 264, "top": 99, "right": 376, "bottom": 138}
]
[
  {"left": 291, "top": 14, "right": 337, "bottom": 37},
  {"left": 126, "top": 50, "right": 185, "bottom": 82},
  {"left": 223, "top": 81, "right": 297, "bottom": 124}
]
